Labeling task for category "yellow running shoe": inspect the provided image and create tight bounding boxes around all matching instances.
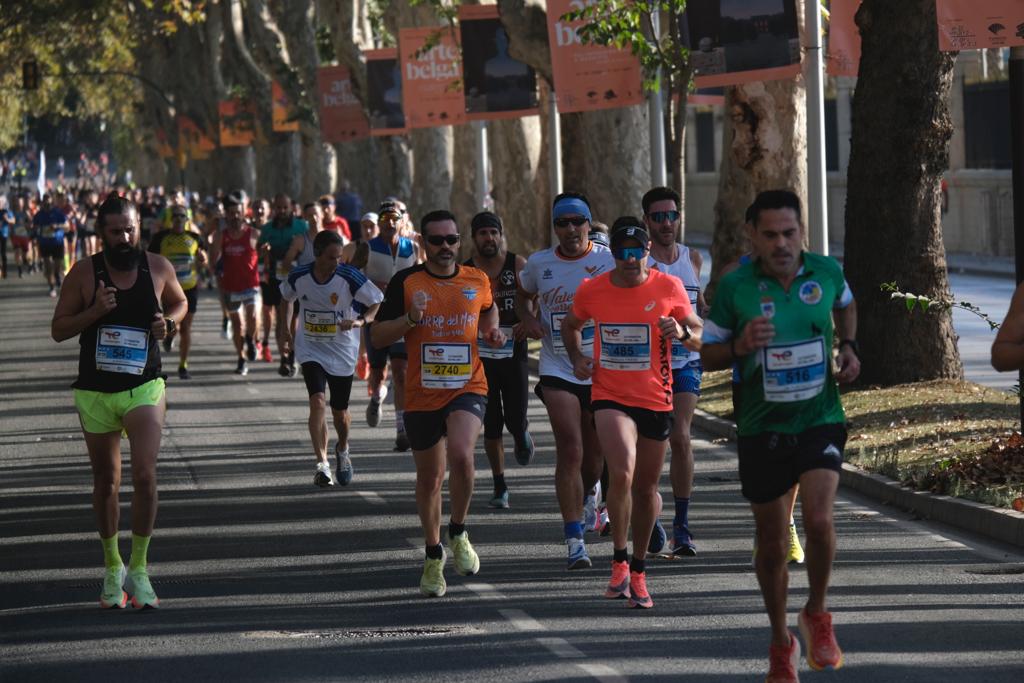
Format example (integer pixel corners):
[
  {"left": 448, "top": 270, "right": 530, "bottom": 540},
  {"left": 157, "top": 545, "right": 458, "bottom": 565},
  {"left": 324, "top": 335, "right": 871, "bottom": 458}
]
[
  {"left": 787, "top": 523, "right": 805, "bottom": 565},
  {"left": 420, "top": 549, "right": 447, "bottom": 597},
  {"left": 99, "top": 565, "right": 127, "bottom": 609},
  {"left": 450, "top": 531, "right": 480, "bottom": 576}
]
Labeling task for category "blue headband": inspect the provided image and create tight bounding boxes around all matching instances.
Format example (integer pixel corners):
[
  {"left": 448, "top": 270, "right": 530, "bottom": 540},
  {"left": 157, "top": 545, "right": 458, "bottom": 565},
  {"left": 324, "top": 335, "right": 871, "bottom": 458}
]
[{"left": 552, "top": 197, "right": 592, "bottom": 222}]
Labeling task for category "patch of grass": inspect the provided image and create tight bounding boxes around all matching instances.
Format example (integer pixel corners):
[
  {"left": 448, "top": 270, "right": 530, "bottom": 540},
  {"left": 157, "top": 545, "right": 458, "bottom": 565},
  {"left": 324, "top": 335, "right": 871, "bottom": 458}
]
[{"left": 698, "top": 371, "right": 1024, "bottom": 510}]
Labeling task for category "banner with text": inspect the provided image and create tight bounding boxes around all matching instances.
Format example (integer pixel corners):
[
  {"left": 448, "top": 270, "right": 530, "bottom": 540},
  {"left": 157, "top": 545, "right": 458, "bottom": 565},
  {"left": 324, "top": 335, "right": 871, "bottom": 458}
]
[
  {"left": 826, "top": 0, "right": 861, "bottom": 77},
  {"left": 365, "top": 48, "right": 408, "bottom": 135},
  {"left": 546, "top": 0, "right": 644, "bottom": 114},
  {"left": 272, "top": 81, "right": 300, "bottom": 132},
  {"left": 937, "top": 0, "right": 1024, "bottom": 51},
  {"left": 459, "top": 5, "right": 540, "bottom": 121},
  {"left": 317, "top": 65, "right": 370, "bottom": 143},
  {"left": 399, "top": 27, "right": 466, "bottom": 128},
  {"left": 681, "top": 0, "right": 802, "bottom": 88},
  {"left": 178, "top": 115, "right": 216, "bottom": 160},
  {"left": 218, "top": 99, "right": 256, "bottom": 147}
]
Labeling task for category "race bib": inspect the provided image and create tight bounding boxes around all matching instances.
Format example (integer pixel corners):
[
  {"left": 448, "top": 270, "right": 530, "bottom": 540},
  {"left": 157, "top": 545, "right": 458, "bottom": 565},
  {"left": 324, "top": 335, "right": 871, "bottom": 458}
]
[
  {"left": 421, "top": 343, "right": 472, "bottom": 389},
  {"left": 762, "top": 338, "right": 827, "bottom": 403},
  {"left": 551, "top": 312, "right": 594, "bottom": 357},
  {"left": 599, "top": 323, "right": 650, "bottom": 371},
  {"left": 276, "top": 261, "right": 290, "bottom": 280},
  {"left": 95, "top": 325, "right": 149, "bottom": 375},
  {"left": 171, "top": 254, "right": 195, "bottom": 286},
  {"left": 303, "top": 309, "right": 337, "bottom": 341},
  {"left": 478, "top": 325, "right": 515, "bottom": 360}
]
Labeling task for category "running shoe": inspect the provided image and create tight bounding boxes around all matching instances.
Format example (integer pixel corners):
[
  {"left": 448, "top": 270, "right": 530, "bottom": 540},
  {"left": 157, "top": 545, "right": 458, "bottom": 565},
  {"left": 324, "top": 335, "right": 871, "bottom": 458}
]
[
  {"left": 766, "top": 632, "right": 801, "bottom": 683},
  {"left": 245, "top": 337, "right": 257, "bottom": 362},
  {"left": 604, "top": 560, "right": 630, "bottom": 599},
  {"left": 235, "top": 358, "right": 248, "bottom": 376},
  {"left": 335, "top": 448, "right": 354, "bottom": 486},
  {"left": 278, "top": 360, "right": 290, "bottom": 377},
  {"left": 261, "top": 343, "right": 272, "bottom": 363},
  {"left": 671, "top": 522, "right": 698, "bottom": 557},
  {"left": 222, "top": 319, "right": 231, "bottom": 340},
  {"left": 488, "top": 490, "right": 510, "bottom": 509},
  {"left": 125, "top": 569, "right": 160, "bottom": 609},
  {"left": 566, "top": 537, "right": 592, "bottom": 570},
  {"left": 787, "top": 523, "right": 805, "bottom": 564},
  {"left": 513, "top": 431, "right": 535, "bottom": 466},
  {"left": 48, "top": 286, "right": 57, "bottom": 298},
  {"left": 648, "top": 518, "right": 667, "bottom": 554},
  {"left": 450, "top": 531, "right": 480, "bottom": 576},
  {"left": 394, "top": 431, "right": 410, "bottom": 452},
  {"left": 355, "top": 354, "right": 369, "bottom": 380},
  {"left": 366, "top": 398, "right": 382, "bottom": 428},
  {"left": 99, "top": 564, "right": 127, "bottom": 609},
  {"left": 583, "top": 494, "right": 598, "bottom": 533},
  {"left": 286, "top": 353, "right": 297, "bottom": 377},
  {"left": 314, "top": 461, "right": 335, "bottom": 487},
  {"left": 420, "top": 549, "right": 447, "bottom": 598},
  {"left": 627, "top": 570, "right": 653, "bottom": 609},
  {"left": 163, "top": 335, "right": 173, "bottom": 352},
  {"left": 798, "top": 608, "right": 843, "bottom": 671},
  {"left": 178, "top": 366, "right": 191, "bottom": 380},
  {"left": 597, "top": 505, "right": 611, "bottom": 536}
]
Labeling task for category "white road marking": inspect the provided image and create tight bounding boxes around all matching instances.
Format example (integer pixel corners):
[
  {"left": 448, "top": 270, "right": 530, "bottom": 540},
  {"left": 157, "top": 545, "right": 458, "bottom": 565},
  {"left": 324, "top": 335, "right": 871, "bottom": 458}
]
[
  {"left": 357, "top": 491, "right": 386, "bottom": 505},
  {"left": 245, "top": 386, "right": 259, "bottom": 395},
  {"left": 498, "top": 608, "right": 545, "bottom": 632},
  {"left": 466, "top": 582, "right": 505, "bottom": 600},
  {"left": 536, "top": 636, "right": 584, "bottom": 658},
  {"left": 576, "top": 663, "right": 628, "bottom": 683}
]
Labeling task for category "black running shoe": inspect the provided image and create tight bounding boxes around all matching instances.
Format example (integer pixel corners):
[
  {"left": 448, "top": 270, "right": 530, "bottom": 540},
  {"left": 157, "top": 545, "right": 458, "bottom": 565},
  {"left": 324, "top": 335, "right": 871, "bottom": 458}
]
[
  {"left": 178, "top": 366, "right": 191, "bottom": 380},
  {"left": 235, "top": 358, "right": 248, "bottom": 375},
  {"left": 245, "top": 338, "right": 257, "bottom": 362}
]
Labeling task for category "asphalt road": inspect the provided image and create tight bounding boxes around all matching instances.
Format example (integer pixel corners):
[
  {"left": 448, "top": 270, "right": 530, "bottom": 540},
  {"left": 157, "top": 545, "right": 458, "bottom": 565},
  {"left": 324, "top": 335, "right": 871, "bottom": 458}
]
[{"left": 2, "top": 274, "right": 1023, "bottom": 683}]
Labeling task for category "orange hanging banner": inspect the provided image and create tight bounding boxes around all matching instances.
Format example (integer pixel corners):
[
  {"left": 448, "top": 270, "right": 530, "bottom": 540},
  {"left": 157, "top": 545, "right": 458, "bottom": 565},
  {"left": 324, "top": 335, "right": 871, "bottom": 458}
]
[
  {"left": 545, "top": 0, "right": 644, "bottom": 114},
  {"left": 399, "top": 26, "right": 467, "bottom": 128},
  {"left": 317, "top": 65, "right": 370, "bottom": 143},
  {"left": 218, "top": 99, "right": 256, "bottom": 147},
  {"left": 826, "top": 0, "right": 861, "bottom": 77},
  {"left": 365, "top": 48, "right": 409, "bottom": 136},
  {"left": 272, "top": 81, "right": 300, "bottom": 132},
  {"left": 178, "top": 115, "right": 215, "bottom": 160},
  {"left": 459, "top": 4, "right": 539, "bottom": 121},
  {"left": 936, "top": 0, "right": 1024, "bottom": 51}
]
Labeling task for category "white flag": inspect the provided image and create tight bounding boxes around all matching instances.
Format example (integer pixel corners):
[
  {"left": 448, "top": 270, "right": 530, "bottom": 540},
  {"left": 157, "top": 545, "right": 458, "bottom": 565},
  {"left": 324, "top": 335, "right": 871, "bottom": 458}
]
[{"left": 36, "top": 149, "right": 46, "bottom": 197}]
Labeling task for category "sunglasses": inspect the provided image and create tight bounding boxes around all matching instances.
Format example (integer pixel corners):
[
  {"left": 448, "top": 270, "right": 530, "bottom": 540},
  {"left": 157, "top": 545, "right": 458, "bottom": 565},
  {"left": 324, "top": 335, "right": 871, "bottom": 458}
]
[
  {"left": 172, "top": 213, "right": 187, "bottom": 219},
  {"left": 612, "top": 246, "right": 647, "bottom": 261},
  {"left": 553, "top": 216, "right": 588, "bottom": 228},
  {"left": 426, "top": 234, "right": 460, "bottom": 246},
  {"left": 647, "top": 210, "right": 680, "bottom": 223}
]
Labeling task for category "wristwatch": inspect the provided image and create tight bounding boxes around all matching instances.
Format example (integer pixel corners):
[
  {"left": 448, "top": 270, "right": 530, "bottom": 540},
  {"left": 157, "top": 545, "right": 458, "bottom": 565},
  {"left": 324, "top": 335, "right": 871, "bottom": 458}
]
[
  {"left": 681, "top": 325, "right": 691, "bottom": 341},
  {"left": 838, "top": 338, "right": 859, "bottom": 357},
  {"left": 165, "top": 318, "right": 177, "bottom": 336}
]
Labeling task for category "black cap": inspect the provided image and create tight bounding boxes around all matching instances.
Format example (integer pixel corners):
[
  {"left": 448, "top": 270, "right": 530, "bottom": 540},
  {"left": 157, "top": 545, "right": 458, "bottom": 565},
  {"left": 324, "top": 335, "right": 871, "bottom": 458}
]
[
  {"left": 609, "top": 224, "right": 649, "bottom": 249},
  {"left": 378, "top": 200, "right": 402, "bottom": 216},
  {"left": 470, "top": 211, "right": 502, "bottom": 234}
]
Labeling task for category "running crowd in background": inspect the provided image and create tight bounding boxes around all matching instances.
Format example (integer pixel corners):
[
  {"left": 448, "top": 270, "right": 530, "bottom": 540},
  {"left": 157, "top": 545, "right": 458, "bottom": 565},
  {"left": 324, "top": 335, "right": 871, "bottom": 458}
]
[{"left": 42, "top": 178, "right": 861, "bottom": 683}]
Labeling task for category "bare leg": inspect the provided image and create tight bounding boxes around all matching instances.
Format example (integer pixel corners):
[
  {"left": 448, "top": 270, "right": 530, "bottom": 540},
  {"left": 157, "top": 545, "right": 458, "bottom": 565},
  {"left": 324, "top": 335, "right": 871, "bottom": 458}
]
[
  {"left": 798, "top": 469, "right": 839, "bottom": 614},
  {"left": 751, "top": 495, "right": 793, "bottom": 648},
  {"left": 445, "top": 410, "right": 483, "bottom": 525},
  {"left": 122, "top": 400, "right": 165, "bottom": 537},
  {"left": 595, "top": 409, "right": 636, "bottom": 552},
  {"left": 414, "top": 441, "right": 447, "bottom": 547},
  {"left": 544, "top": 388, "right": 585, "bottom": 524},
  {"left": 308, "top": 393, "right": 328, "bottom": 464},
  {"left": 84, "top": 428, "right": 123, "bottom": 538}
]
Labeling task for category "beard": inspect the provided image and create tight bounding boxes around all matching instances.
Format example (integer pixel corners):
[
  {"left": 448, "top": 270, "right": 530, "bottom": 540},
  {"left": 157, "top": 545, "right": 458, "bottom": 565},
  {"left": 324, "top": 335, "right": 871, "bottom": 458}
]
[
  {"left": 478, "top": 242, "right": 499, "bottom": 258},
  {"left": 104, "top": 241, "right": 142, "bottom": 271}
]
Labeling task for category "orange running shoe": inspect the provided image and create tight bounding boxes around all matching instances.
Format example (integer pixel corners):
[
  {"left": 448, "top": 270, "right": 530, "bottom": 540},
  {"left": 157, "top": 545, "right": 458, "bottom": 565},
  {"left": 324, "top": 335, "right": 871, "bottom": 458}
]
[
  {"left": 627, "top": 570, "right": 653, "bottom": 609},
  {"left": 261, "top": 343, "right": 272, "bottom": 363},
  {"left": 766, "top": 632, "right": 801, "bottom": 683},
  {"left": 604, "top": 560, "right": 630, "bottom": 599},
  {"left": 798, "top": 608, "right": 843, "bottom": 670},
  {"left": 355, "top": 353, "right": 369, "bottom": 380}
]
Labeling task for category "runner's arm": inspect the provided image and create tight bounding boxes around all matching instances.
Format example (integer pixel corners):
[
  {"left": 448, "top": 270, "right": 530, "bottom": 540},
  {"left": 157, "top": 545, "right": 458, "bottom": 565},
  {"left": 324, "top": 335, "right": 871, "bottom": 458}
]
[
  {"left": 515, "top": 287, "right": 544, "bottom": 339},
  {"left": 370, "top": 272, "right": 417, "bottom": 348},
  {"left": 151, "top": 255, "right": 188, "bottom": 337},
  {"left": 833, "top": 297, "right": 860, "bottom": 383},
  {"left": 560, "top": 310, "right": 593, "bottom": 380},
  {"left": 992, "top": 282, "right": 1024, "bottom": 371},
  {"left": 282, "top": 234, "right": 303, "bottom": 271},
  {"left": 51, "top": 260, "right": 111, "bottom": 341}
]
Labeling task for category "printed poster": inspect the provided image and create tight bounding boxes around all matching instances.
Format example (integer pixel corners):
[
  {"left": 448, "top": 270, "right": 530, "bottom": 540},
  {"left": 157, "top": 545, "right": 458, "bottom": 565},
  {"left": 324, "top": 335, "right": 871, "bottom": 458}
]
[
  {"left": 218, "top": 99, "right": 256, "bottom": 147},
  {"left": 459, "top": 4, "right": 539, "bottom": 120},
  {"left": 936, "top": 0, "right": 1024, "bottom": 51},
  {"left": 155, "top": 128, "right": 174, "bottom": 159},
  {"left": 826, "top": 0, "right": 861, "bottom": 77},
  {"left": 546, "top": 0, "right": 644, "bottom": 114},
  {"left": 316, "top": 65, "right": 370, "bottom": 143},
  {"left": 365, "top": 48, "right": 408, "bottom": 135},
  {"left": 399, "top": 27, "right": 466, "bottom": 128},
  {"left": 178, "top": 115, "right": 216, "bottom": 160},
  {"left": 681, "top": 0, "right": 802, "bottom": 88},
  {"left": 272, "top": 81, "right": 300, "bottom": 132}
]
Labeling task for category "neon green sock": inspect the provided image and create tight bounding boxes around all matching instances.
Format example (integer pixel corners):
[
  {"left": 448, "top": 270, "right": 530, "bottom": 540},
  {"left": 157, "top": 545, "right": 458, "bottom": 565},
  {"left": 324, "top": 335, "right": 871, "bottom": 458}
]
[
  {"left": 100, "top": 534, "right": 122, "bottom": 569},
  {"left": 128, "top": 534, "right": 151, "bottom": 573}
]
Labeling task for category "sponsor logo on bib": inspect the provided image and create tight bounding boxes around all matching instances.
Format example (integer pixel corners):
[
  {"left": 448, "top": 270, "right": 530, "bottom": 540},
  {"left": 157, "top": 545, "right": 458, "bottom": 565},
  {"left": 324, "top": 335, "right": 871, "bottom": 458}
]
[
  {"left": 799, "top": 281, "right": 823, "bottom": 305},
  {"left": 644, "top": 300, "right": 656, "bottom": 312},
  {"left": 760, "top": 297, "right": 775, "bottom": 319},
  {"left": 462, "top": 287, "right": 477, "bottom": 300}
]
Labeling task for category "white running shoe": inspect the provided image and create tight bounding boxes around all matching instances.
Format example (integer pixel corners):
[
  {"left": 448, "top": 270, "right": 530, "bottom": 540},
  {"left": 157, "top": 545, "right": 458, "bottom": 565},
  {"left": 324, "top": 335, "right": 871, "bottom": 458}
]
[{"left": 314, "top": 461, "right": 335, "bottom": 487}]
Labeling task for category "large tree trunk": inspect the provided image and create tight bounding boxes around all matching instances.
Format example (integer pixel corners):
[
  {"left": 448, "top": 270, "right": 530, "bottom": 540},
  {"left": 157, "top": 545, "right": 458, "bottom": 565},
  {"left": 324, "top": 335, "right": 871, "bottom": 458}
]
[
  {"left": 708, "top": 78, "right": 808, "bottom": 300},
  {"left": 451, "top": 124, "right": 481, "bottom": 226},
  {"left": 843, "top": 0, "right": 962, "bottom": 385},
  {"left": 489, "top": 110, "right": 548, "bottom": 254}
]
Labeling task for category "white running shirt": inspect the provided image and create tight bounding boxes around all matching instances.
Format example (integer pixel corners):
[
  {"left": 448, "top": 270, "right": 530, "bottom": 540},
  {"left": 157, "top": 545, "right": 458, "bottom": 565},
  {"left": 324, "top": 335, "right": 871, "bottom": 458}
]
[{"left": 648, "top": 244, "right": 701, "bottom": 368}]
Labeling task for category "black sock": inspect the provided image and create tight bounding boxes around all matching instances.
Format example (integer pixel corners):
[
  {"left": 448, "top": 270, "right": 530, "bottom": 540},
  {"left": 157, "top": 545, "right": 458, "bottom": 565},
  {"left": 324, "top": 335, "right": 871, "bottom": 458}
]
[
  {"left": 613, "top": 547, "right": 629, "bottom": 563},
  {"left": 630, "top": 556, "right": 646, "bottom": 574},
  {"left": 448, "top": 521, "right": 465, "bottom": 539},
  {"left": 425, "top": 543, "right": 444, "bottom": 560},
  {"left": 493, "top": 473, "right": 506, "bottom": 494}
]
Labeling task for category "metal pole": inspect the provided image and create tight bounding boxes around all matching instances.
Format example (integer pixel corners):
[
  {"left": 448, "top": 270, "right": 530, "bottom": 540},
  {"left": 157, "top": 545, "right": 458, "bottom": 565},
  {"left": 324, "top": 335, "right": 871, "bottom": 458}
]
[
  {"left": 474, "top": 120, "right": 489, "bottom": 209},
  {"left": 805, "top": 0, "right": 828, "bottom": 255},
  {"left": 1009, "top": 46, "right": 1024, "bottom": 424},
  {"left": 648, "top": 9, "right": 666, "bottom": 187},
  {"left": 549, "top": 89, "right": 563, "bottom": 247}
]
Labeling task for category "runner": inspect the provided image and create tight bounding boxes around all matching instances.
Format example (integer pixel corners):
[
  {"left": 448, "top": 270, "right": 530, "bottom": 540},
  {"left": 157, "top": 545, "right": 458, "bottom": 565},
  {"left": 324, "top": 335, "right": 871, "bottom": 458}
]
[
  {"left": 363, "top": 200, "right": 422, "bottom": 451},
  {"left": 562, "top": 218, "right": 702, "bottom": 608},
  {"left": 33, "top": 193, "right": 68, "bottom": 297},
  {"left": 342, "top": 212, "right": 379, "bottom": 381},
  {"left": 701, "top": 190, "right": 860, "bottom": 680},
  {"left": 10, "top": 194, "right": 34, "bottom": 277},
  {"left": 371, "top": 209, "right": 506, "bottom": 597},
  {"left": 0, "top": 196, "right": 11, "bottom": 279},
  {"left": 50, "top": 192, "right": 188, "bottom": 609},
  {"left": 258, "top": 194, "right": 307, "bottom": 377},
  {"left": 281, "top": 230, "right": 383, "bottom": 488},
  {"left": 642, "top": 186, "right": 707, "bottom": 556},
  {"left": 210, "top": 198, "right": 260, "bottom": 375},
  {"left": 464, "top": 211, "right": 535, "bottom": 509},
  {"left": 992, "top": 280, "right": 1024, "bottom": 371},
  {"left": 319, "top": 194, "right": 352, "bottom": 242},
  {"left": 148, "top": 206, "right": 207, "bottom": 379},
  {"left": 516, "top": 192, "right": 613, "bottom": 570}
]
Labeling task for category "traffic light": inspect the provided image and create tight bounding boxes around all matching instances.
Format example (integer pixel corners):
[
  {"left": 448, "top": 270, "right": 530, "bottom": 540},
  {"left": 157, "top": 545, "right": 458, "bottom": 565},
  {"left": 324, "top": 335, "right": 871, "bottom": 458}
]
[{"left": 22, "top": 61, "right": 39, "bottom": 90}]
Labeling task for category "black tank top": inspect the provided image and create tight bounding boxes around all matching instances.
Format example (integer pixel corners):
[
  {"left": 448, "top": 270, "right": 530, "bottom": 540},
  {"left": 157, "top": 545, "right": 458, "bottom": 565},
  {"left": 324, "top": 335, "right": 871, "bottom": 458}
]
[
  {"left": 73, "top": 253, "right": 163, "bottom": 392},
  {"left": 465, "top": 251, "right": 526, "bottom": 360}
]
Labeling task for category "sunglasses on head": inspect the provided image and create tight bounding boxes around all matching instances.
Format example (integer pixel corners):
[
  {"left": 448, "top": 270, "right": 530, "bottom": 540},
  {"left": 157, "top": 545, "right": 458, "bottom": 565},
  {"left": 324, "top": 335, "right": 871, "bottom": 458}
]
[
  {"left": 647, "top": 210, "right": 680, "bottom": 223},
  {"left": 426, "top": 234, "right": 460, "bottom": 246},
  {"left": 553, "top": 216, "right": 588, "bottom": 228},
  {"left": 612, "top": 246, "right": 646, "bottom": 261}
]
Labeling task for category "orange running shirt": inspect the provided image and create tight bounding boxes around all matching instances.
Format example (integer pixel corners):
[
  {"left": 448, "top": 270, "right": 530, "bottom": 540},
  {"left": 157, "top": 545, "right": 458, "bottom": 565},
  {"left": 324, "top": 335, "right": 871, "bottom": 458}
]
[
  {"left": 376, "top": 264, "right": 494, "bottom": 412},
  {"left": 571, "top": 268, "right": 692, "bottom": 412}
]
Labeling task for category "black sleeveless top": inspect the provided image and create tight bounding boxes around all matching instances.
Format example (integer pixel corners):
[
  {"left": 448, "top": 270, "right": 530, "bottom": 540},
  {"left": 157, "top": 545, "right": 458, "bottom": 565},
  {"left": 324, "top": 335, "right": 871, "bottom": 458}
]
[
  {"left": 73, "top": 253, "right": 163, "bottom": 392},
  {"left": 465, "top": 251, "right": 527, "bottom": 360}
]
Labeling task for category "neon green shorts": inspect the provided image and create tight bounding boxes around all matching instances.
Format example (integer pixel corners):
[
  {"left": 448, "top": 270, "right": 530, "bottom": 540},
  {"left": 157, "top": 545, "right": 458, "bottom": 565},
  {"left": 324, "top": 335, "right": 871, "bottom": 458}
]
[{"left": 74, "top": 378, "right": 166, "bottom": 434}]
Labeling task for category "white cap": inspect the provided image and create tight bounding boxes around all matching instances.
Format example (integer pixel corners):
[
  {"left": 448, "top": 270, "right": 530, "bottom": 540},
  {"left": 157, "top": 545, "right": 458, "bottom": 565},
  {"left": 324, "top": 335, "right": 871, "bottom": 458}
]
[{"left": 361, "top": 212, "right": 378, "bottom": 223}]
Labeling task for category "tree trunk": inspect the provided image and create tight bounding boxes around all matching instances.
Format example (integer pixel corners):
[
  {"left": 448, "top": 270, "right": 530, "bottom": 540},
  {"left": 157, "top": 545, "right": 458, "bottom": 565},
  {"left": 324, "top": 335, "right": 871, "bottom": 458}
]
[
  {"left": 843, "top": 0, "right": 962, "bottom": 385},
  {"left": 451, "top": 124, "right": 480, "bottom": 227},
  {"left": 708, "top": 78, "right": 808, "bottom": 300},
  {"left": 489, "top": 111, "right": 548, "bottom": 254}
]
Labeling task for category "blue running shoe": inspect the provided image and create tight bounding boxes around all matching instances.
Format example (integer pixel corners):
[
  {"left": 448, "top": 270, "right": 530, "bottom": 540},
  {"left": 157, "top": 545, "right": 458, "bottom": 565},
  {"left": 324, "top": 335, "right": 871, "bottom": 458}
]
[
  {"left": 335, "top": 446, "right": 354, "bottom": 486},
  {"left": 566, "top": 537, "right": 592, "bottom": 570},
  {"left": 648, "top": 518, "right": 667, "bottom": 554}
]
